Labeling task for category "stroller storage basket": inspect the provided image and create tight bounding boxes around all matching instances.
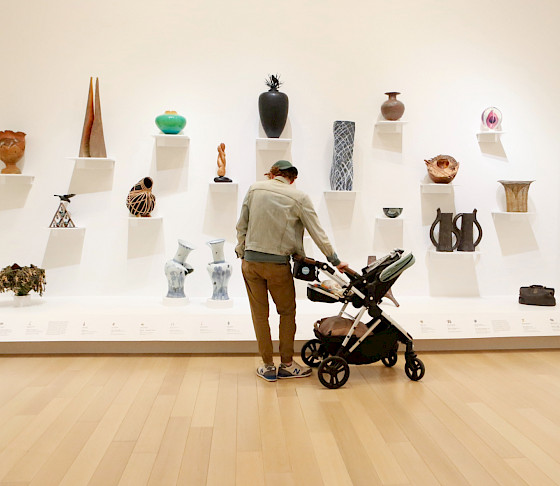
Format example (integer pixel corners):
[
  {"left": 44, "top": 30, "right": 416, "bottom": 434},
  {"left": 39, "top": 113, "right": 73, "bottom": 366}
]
[{"left": 314, "top": 317, "right": 399, "bottom": 365}]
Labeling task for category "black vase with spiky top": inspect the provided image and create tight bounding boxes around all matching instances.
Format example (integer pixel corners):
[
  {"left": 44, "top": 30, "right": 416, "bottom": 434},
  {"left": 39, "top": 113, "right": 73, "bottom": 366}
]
[{"left": 258, "top": 74, "right": 289, "bottom": 138}]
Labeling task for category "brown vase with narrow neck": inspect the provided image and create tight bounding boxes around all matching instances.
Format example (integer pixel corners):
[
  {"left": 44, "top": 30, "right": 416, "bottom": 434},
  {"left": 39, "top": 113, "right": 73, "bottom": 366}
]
[{"left": 381, "top": 92, "right": 405, "bottom": 121}]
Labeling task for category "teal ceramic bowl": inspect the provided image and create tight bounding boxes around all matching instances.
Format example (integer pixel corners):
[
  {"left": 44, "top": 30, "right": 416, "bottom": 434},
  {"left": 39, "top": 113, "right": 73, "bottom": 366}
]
[{"left": 155, "top": 111, "right": 186, "bottom": 134}]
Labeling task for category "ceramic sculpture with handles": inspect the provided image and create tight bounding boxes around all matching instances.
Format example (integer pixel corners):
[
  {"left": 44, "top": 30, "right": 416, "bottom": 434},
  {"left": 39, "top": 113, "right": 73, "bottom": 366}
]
[{"left": 430, "top": 208, "right": 459, "bottom": 252}]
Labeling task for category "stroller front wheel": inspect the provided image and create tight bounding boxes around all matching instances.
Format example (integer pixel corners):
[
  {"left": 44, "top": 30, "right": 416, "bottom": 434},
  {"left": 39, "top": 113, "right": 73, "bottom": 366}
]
[
  {"left": 301, "top": 339, "right": 328, "bottom": 368},
  {"left": 317, "top": 356, "right": 350, "bottom": 389},
  {"left": 405, "top": 357, "right": 425, "bottom": 381}
]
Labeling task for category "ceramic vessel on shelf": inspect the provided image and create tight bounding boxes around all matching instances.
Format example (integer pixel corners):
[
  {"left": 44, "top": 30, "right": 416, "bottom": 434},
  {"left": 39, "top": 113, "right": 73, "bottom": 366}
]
[
  {"left": 258, "top": 74, "right": 289, "bottom": 138},
  {"left": 155, "top": 111, "right": 187, "bottom": 134},
  {"left": 453, "top": 209, "right": 482, "bottom": 252},
  {"left": 481, "top": 107, "right": 502, "bottom": 130},
  {"left": 206, "top": 239, "right": 232, "bottom": 301},
  {"left": 383, "top": 207, "right": 403, "bottom": 218},
  {"left": 0, "top": 131, "right": 26, "bottom": 174},
  {"left": 164, "top": 240, "right": 195, "bottom": 301},
  {"left": 126, "top": 177, "right": 156, "bottom": 217},
  {"left": 380, "top": 92, "right": 405, "bottom": 121},
  {"left": 425, "top": 155, "right": 459, "bottom": 184},
  {"left": 430, "top": 208, "right": 459, "bottom": 252},
  {"left": 330, "top": 120, "right": 355, "bottom": 191},
  {"left": 498, "top": 180, "right": 533, "bottom": 212}
]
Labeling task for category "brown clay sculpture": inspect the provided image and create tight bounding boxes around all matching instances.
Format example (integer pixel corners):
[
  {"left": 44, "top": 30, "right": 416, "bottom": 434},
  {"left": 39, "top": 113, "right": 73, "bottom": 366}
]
[
  {"left": 214, "top": 142, "right": 232, "bottom": 182},
  {"left": 0, "top": 131, "right": 26, "bottom": 174},
  {"left": 425, "top": 155, "right": 459, "bottom": 184},
  {"left": 79, "top": 77, "right": 107, "bottom": 158},
  {"left": 126, "top": 177, "right": 156, "bottom": 217}
]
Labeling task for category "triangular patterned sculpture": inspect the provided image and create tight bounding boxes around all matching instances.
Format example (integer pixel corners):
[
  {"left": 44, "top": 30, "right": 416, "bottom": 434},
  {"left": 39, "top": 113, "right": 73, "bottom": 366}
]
[
  {"left": 49, "top": 195, "right": 76, "bottom": 228},
  {"left": 79, "top": 77, "right": 107, "bottom": 158}
]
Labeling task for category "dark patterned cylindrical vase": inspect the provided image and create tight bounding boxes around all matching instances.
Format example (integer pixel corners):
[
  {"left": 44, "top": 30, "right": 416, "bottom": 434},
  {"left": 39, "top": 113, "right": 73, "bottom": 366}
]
[
  {"left": 126, "top": 177, "right": 156, "bottom": 217},
  {"left": 329, "top": 121, "right": 355, "bottom": 191}
]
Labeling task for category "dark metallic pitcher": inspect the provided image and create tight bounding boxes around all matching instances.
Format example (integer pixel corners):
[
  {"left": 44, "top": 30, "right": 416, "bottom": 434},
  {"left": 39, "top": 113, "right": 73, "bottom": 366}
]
[
  {"left": 429, "top": 208, "right": 459, "bottom": 252},
  {"left": 453, "top": 209, "right": 482, "bottom": 252}
]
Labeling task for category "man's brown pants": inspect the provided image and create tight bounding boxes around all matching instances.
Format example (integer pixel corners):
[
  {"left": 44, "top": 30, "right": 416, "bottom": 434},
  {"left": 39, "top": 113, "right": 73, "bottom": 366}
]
[{"left": 241, "top": 260, "right": 296, "bottom": 365}]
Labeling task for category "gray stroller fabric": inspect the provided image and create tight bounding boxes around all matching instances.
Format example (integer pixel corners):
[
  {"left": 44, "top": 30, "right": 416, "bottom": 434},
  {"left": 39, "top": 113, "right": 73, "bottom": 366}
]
[
  {"left": 379, "top": 252, "right": 415, "bottom": 282},
  {"left": 315, "top": 316, "right": 368, "bottom": 338}
]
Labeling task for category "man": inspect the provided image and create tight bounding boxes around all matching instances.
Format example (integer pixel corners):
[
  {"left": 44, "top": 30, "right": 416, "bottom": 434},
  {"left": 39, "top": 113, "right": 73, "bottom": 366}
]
[{"left": 236, "top": 160, "right": 348, "bottom": 382}]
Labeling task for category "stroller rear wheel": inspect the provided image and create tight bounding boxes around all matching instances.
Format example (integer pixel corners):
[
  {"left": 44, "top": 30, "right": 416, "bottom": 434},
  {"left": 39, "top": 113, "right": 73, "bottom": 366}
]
[
  {"left": 301, "top": 339, "right": 328, "bottom": 368},
  {"left": 405, "top": 357, "right": 425, "bottom": 381},
  {"left": 317, "top": 356, "right": 350, "bottom": 389},
  {"left": 381, "top": 350, "right": 398, "bottom": 367}
]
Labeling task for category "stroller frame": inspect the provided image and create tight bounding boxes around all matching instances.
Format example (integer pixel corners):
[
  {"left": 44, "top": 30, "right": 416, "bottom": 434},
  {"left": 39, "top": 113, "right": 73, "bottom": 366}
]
[{"left": 296, "top": 249, "right": 425, "bottom": 388}]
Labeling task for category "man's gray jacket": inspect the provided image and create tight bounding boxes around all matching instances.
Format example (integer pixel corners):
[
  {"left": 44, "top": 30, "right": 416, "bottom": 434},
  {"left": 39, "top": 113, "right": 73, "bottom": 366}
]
[{"left": 235, "top": 176, "right": 340, "bottom": 265}]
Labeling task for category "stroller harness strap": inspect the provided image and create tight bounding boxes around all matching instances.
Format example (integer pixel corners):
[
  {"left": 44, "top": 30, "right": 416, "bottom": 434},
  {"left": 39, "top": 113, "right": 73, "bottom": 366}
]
[{"left": 379, "top": 252, "right": 415, "bottom": 282}]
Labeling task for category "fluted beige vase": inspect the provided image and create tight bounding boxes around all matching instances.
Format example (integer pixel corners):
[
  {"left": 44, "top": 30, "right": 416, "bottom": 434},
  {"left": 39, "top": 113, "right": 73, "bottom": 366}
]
[{"left": 499, "top": 180, "right": 533, "bottom": 212}]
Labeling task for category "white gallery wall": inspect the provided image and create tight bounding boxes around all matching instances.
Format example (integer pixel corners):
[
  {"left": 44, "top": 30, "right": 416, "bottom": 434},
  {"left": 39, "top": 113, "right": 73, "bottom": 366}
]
[{"left": 1, "top": 0, "right": 559, "bottom": 300}]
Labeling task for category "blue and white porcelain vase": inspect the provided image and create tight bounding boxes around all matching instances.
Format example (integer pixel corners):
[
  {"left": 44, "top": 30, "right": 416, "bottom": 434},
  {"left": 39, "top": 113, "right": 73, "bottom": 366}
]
[
  {"left": 329, "top": 120, "right": 355, "bottom": 191},
  {"left": 207, "top": 239, "right": 232, "bottom": 301},
  {"left": 164, "top": 240, "right": 194, "bottom": 302}
]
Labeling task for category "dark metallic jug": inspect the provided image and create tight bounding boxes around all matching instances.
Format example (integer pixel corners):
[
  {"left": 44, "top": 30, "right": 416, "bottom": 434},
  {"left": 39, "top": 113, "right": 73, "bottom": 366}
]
[
  {"left": 453, "top": 209, "right": 482, "bottom": 252},
  {"left": 429, "top": 208, "right": 459, "bottom": 252}
]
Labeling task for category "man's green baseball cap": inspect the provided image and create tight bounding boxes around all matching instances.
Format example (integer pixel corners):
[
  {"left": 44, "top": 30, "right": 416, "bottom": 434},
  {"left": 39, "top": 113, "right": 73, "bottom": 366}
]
[{"left": 271, "top": 160, "right": 297, "bottom": 171}]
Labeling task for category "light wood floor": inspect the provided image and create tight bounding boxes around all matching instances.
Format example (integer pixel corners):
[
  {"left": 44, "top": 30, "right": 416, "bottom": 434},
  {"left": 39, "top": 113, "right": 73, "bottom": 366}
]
[{"left": 0, "top": 351, "right": 559, "bottom": 485}]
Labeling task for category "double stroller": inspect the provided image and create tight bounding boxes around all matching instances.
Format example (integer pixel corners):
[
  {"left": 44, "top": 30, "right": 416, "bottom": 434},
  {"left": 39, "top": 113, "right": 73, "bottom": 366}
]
[{"left": 293, "top": 249, "right": 424, "bottom": 389}]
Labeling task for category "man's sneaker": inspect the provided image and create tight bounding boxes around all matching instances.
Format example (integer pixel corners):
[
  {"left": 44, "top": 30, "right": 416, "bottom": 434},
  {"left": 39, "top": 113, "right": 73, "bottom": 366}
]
[
  {"left": 277, "top": 361, "right": 312, "bottom": 379},
  {"left": 257, "top": 364, "right": 277, "bottom": 382}
]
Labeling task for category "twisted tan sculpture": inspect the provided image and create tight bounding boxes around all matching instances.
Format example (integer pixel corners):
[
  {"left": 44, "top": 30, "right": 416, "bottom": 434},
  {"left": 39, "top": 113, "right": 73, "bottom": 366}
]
[{"left": 214, "top": 142, "right": 232, "bottom": 182}]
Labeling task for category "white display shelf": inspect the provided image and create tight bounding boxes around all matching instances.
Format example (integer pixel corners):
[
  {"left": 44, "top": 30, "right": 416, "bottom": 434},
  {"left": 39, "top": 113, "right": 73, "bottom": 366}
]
[
  {"left": 375, "top": 120, "right": 407, "bottom": 132},
  {"left": 492, "top": 211, "right": 535, "bottom": 221},
  {"left": 421, "top": 183, "right": 456, "bottom": 194},
  {"left": 477, "top": 130, "right": 505, "bottom": 142},
  {"left": 67, "top": 157, "right": 115, "bottom": 169},
  {"left": 0, "top": 296, "right": 558, "bottom": 353},
  {"left": 153, "top": 133, "right": 190, "bottom": 147},
  {"left": 324, "top": 190, "right": 357, "bottom": 200},
  {"left": 0, "top": 174, "right": 35, "bottom": 185},
  {"left": 428, "top": 249, "right": 481, "bottom": 257},
  {"left": 209, "top": 182, "right": 238, "bottom": 192},
  {"left": 128, "top": 216, "right": 163, "bottom": 225},
  {"left": 48, "top": 226, "right": 86, "bottom": 233},
  {"left": 256, "top": 138, "right": 292, "bottom": 150},
  {"left": 376, "top": 216, "right": 404, "bottom": 222}
]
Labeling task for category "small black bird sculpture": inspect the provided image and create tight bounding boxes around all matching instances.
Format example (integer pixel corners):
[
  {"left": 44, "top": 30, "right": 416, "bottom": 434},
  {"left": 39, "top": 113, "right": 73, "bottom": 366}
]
[{"left": 54, "top": 194, "right": 76, "bottom": 203}]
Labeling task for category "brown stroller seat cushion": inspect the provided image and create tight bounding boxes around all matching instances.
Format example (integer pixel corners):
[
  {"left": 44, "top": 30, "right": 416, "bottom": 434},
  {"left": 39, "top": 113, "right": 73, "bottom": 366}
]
[{"left": 314, "top": 316, "right": 368, "bottom": 338}]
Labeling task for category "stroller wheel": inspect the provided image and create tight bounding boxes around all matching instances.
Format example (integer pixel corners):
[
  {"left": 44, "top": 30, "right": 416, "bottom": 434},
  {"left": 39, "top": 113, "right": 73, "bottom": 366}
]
[
  {"left": 317, "top": 356, "right": 350, "bottom": 389},
  {"left": 405, "top": 358, "right": 425, "bottom": 381},
  {"left": 301, "top": 339, "right": 327, "bottom": 368},
  {"left": 381, "top": 350, "right": 398, "bottom": 367}
]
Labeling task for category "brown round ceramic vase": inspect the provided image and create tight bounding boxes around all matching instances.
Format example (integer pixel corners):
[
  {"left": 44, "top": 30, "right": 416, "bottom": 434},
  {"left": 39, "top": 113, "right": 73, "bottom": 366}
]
[
  {"left": 380, "top": 92, "right": 405, "bottom": 121},
  {"left": 0, "top": 131, "right": 26, "bottom": 174}
]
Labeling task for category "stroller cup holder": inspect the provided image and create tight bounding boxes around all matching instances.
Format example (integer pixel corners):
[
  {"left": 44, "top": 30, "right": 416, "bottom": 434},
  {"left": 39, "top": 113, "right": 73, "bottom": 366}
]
[{"left": 295, "top": 250, "right": 425, "bottom": 389}]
